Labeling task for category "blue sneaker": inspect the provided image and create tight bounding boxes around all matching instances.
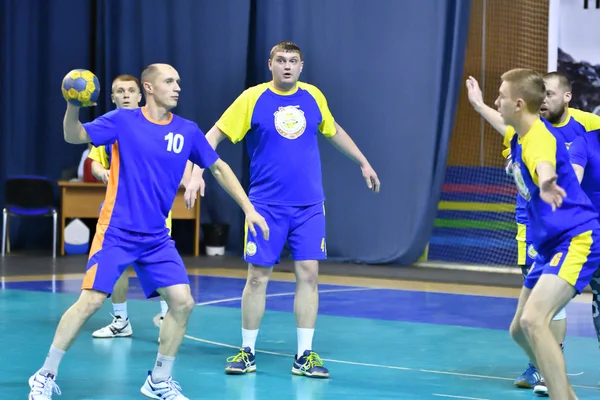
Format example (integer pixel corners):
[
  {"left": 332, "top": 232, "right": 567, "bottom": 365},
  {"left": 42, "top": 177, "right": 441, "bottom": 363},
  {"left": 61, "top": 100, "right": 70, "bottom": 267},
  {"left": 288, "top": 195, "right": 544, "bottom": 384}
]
[
  {"left": 292, "top": 350, "right": 329, "bottom": 378},
  {"left": 514, "top": 362, "right": 542, "bottom": 389},
  {"left": 225, "top": 347, "right": 256, "bottom": 374}
]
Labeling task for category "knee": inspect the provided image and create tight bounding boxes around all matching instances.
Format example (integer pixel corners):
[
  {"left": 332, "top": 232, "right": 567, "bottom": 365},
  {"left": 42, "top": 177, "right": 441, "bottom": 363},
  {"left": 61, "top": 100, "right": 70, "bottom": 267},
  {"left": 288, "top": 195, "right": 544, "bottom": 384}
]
[
  {"left": 509, "top": 316, "right": 523, "bottom": 340},
  {"left": 295, "top": 261, "right": 319, "bottom": 287},
  {"left": 78, "top": 290, "right": 107, "bottom": 316},
  {"left": 246, "top": 268, "right": 270, "bottom": 291},
  {"left": 168, "top": 294, "right": 195, "bottom": 318},
  {"left": 520, "top": 311, "right": 544, "bottom": 338}
]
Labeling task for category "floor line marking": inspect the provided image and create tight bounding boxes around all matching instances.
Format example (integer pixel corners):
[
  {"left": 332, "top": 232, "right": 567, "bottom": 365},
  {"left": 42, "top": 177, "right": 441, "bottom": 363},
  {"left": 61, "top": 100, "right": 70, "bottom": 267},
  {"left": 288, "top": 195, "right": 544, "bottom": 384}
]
[
  {"left": 194, "top": 287, "right": 374, "bottom": 307},
  {"left": 185, "top": 290, "right": 599, "bottom": 391},
  {"left": 2, "top": 270, "right": 593, "bottom": 302},
  {"left": 432, "top": 394, "right": 489, "bottom": 400}
]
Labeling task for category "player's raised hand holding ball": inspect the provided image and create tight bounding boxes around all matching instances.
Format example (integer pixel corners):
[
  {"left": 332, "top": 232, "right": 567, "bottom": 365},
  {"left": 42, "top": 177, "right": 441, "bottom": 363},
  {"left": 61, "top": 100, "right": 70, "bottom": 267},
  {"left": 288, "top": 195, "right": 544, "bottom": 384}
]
[{"left": 61, "top": 69, "right": 100, "bottom": 107}]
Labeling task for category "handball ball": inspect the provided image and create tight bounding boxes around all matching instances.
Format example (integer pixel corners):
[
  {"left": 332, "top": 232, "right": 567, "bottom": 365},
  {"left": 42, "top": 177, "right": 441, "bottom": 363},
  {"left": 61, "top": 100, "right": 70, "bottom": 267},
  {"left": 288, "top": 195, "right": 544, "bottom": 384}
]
[{"left": 61, "top": 69, "right": 100, "bottom": 107}]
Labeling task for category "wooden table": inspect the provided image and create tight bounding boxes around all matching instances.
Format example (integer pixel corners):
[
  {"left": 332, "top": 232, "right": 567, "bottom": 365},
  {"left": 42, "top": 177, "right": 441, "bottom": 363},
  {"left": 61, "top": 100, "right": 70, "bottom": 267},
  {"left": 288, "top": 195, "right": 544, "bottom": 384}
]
[{"left": 57, "top": 181, "right": 200, "bottom": 256}]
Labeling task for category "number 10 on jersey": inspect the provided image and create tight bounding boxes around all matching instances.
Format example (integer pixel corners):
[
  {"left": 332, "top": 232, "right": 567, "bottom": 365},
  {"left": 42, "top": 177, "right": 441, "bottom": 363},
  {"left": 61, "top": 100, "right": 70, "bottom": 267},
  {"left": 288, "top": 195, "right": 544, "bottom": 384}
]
[{"left": 165, "top": 132, "right": 184, "bottom": 153}]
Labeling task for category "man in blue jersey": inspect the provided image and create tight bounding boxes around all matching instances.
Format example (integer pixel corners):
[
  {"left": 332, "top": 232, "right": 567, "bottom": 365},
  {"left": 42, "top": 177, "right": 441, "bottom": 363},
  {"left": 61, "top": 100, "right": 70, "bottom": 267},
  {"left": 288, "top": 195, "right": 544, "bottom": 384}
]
[
  {"left": 570, "top": 129, "right": 600, "bottom": 349},
  {"left": 186, "top": 41, "right": 380, "bottom": 378},
  {"left": 28, "top": 64, "right": 269, "bottom": 400},
  {"left": 88, "top": 74, "right": 195, "bottom": 342},
  {"left": 467, "top": 72, "right": 600, "bottom": 395},
  {"left": 497, "top": 68, "right": 600, "bottom": 399},
  {"left": 88, "top": 73, "right": 180, "bottom": 340}
]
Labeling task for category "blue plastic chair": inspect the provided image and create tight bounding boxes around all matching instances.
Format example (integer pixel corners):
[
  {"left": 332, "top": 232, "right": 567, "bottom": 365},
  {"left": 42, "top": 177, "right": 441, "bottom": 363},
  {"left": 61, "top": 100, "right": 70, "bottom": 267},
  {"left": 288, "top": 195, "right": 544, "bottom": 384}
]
[{"left": 2, "top": 176, "right": 57, "bottom": 258}]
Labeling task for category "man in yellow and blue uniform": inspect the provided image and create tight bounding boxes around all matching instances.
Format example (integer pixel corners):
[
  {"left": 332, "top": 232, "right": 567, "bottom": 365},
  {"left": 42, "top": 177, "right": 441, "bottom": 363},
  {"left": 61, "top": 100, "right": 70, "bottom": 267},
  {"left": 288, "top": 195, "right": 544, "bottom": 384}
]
[
  {"left": 499, "top": 68, "right": 600, "bottom": 399},
  {"left": 467, "top": 72, "right": 600, "bottom": 394},
  {"left": 502, "top": 73, "right": 600, "bottom": 394},
  {"left": 189, "top": 41, "right": 380, "bottom": 379}
]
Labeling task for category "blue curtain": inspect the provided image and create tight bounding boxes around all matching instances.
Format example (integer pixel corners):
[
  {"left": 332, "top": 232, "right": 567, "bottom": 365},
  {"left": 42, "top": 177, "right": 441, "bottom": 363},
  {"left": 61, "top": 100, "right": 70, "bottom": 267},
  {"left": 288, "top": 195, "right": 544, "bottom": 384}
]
[
  {"left": 249, "top": 0, "right": 472, "bottom": 264},
  {"left": 0, "top": 0, "right": 251, "bottom": 252},
  {"left": 0, "top": 0, "right": 471, "bottom": 265}
]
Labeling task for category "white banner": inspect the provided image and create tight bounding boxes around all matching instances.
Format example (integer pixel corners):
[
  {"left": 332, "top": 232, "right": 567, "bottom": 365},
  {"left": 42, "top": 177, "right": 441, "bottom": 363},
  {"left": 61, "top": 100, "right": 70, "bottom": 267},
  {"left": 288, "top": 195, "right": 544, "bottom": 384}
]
[{"left": 550, "top": 0, "right": 600, "bottom": 115}]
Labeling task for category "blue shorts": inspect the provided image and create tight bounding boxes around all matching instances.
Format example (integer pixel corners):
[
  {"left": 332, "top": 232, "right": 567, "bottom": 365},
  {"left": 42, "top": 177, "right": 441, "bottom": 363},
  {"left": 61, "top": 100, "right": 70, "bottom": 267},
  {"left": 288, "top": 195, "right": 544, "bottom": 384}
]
[
  {"left": 82, "top": 224, "right": 189, "bottom": 298},
  {"left": 524, "top": 222, "right": 600, "bottom": 294},
  {"left": 244, "top": 202, "right": 326, "bottom": 267}
]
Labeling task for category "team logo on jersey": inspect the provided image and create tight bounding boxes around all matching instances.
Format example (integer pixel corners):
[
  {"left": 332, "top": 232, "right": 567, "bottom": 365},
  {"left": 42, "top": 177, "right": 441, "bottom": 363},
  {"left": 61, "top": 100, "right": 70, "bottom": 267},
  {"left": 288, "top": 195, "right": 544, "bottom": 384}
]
[
  {"left": 565, "top": 142, "right": 572, "bottom": 150},
  {"left": 550, "top": 252, "right": 563, "bottom": 267},
  {"left": 246, "top": 241, "right": 257, "bottom": 256},
  {"left": 527, "top": 244, "right": 538, "bottom": 259},
  {"left": 512, "top": 162, "right": 531, "bottom": 201},
  {"left": 274, "top": 105, "right": 306, "bottom": 139}
]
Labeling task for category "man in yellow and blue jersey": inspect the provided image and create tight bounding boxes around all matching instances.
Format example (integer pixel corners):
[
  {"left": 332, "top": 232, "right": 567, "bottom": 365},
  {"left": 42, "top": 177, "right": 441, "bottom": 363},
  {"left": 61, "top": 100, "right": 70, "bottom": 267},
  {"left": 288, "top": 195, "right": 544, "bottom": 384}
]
[
  {"left": 498, "top": 68, "right": 600, "bottom": 399},
  {"left": 502, "top": 72, "right": 600, "bottom": 395},
  {"left": 568, "top": 121, "right": 600, "bottom": 350},
  {"left": 186, "top": 41, "right": 380, "bottom": 379},
  {"left": 466, "top": 72, "right": 600, "bottom": 395}
]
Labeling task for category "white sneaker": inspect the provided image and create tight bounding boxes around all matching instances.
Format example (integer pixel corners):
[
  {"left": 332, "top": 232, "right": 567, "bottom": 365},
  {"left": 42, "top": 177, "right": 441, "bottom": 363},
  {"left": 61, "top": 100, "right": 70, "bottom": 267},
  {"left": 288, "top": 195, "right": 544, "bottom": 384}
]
[
  {"left": 533, "top": 378, "right": 548, "bottom": 396},
  {"left": 28, "top": 371, "right": 61, "bottom": 400},
  {"left": 140, "top": 372, "right": 189, "bottom": 399},
  {"left": 92, "top": 315, "right": 133, "bottom": 338}
]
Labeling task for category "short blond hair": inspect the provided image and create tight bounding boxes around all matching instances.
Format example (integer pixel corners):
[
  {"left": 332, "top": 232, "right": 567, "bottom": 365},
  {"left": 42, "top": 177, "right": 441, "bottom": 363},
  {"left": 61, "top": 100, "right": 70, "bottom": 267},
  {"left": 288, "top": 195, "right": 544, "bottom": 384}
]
[
  {"left": 111, "top": 74, "right": 140, "bottom": 92},
  {"left": 269, "top": 41, "right": 302, "bottom": 60},
  {"left": 501, "top": 68, "right": 545, "bottom": 113}
]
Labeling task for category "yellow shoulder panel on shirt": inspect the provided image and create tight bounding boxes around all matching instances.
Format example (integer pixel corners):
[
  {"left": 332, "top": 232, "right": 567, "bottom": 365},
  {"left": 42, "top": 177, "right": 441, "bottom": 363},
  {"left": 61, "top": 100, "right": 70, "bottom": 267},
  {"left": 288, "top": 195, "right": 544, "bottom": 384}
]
[
  {"left": 569, "top": 108, "right": 600, "bottom": 132},
  {"left": 297, "top": 82, "right": 337, "bottom": 137},
  {"left": 503, "top": 126, "right": 516, "bottom": 148},
  {"left": 520, "top": 120, "right": 557, "bottom": 186},
  {"left": 501, "top": 126, "right": 516, "bottom": 159},
  {"left": 88, "top": 146, "right": 110, "bottom": 169},
  {"left": 216, "top": 83, "right": 271, "bottom": 144}
]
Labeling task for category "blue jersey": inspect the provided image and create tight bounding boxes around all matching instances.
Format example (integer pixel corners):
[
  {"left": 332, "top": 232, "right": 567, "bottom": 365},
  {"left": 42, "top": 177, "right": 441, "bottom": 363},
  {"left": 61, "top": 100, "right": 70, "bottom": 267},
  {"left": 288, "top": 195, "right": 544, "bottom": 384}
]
[
  {"left": 509, "top": 118, "right": 598, "bottom": 257},
  {"left": 504, "top": 108, "right": 600, "bottom": 227},
  {"left": 216, "top": 82, "right": 337, "bottom": 206},
  {"left": 570, "top": 130, "right": 600, "bottom": 212},
  {"left": 83, "top": 107, "right": 219, "bottom": 233}
]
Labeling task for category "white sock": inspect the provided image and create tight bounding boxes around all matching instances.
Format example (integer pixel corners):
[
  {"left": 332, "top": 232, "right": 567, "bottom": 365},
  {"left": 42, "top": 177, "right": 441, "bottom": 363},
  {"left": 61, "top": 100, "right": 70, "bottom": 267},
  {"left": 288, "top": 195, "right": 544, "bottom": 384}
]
[
  {"left": 151, "top": 353, "right": 175, "bottom": 383},
  {"left": 160, "top": 300, "right": 169, "bottom": 318},
  {"left": 40, "top": 345, "right": 66, "bottom": 377},
  {"left": 113, "top": 302, "right": 128, "bottom": 320},
  {"left": 242, "top": 328, "right": 259, "bottom": 354},
  {"left": 297, "top": 328, "right": 314, "bottom": 357}
]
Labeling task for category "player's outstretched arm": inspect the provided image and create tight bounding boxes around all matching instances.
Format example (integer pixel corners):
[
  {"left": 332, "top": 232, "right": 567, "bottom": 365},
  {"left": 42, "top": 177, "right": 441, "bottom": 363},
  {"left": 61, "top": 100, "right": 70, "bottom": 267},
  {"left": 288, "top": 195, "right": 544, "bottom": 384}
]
[
  {"left": 63, "top": 103, "right": 92, "bottom": 144},
  {"left": 208, "top": 159, "right": 270, "bottom": 240},
  {"left": 466, "top": 76, "right": 509, "bottom": 136},
  {"left": 327, "top": 121, "right": 380, "bottom": 193},
  {"left": 537, "top": 162, "right": 566, "bottom": 211}
]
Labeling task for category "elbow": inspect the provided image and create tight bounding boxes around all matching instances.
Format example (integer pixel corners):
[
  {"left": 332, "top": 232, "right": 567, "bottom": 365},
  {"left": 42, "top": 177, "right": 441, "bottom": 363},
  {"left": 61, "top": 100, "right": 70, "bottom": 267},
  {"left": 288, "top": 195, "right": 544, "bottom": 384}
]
[
  {"left": 64, "top": 136, "right": 82, "bottom": 145},
  {"left": 210, "top": 165, "right": 223, "bottom": 181},
  {"left": 209, "top": 159, "right": 227, "bottom": 181},
  {"left": 63, "top": 130, "right": 83, "bottom": 144},
  {"left": 63, "top": 124, "right": 89, "bottom": 144}
]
